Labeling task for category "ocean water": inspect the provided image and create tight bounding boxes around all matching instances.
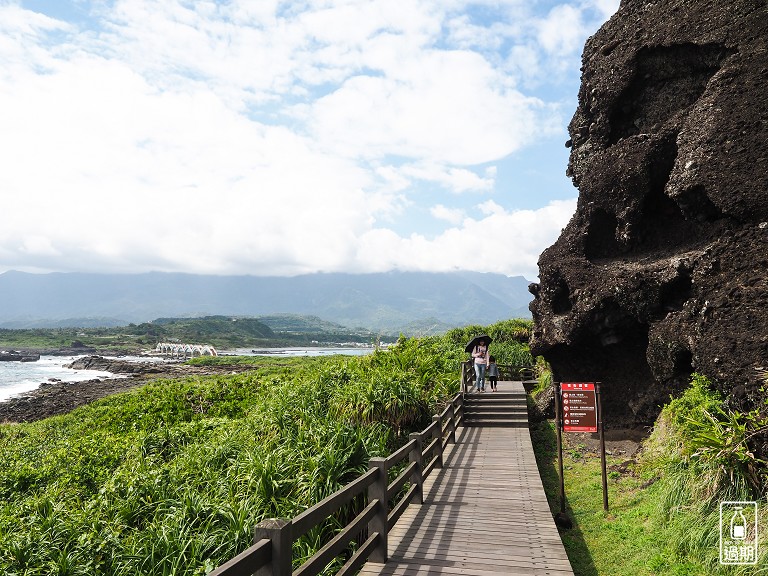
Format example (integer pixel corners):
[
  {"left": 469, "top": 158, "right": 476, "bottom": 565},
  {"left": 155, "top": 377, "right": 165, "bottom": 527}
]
[
  {"left": 0, "top": 355, "right": 122, "bottom": 402},
  {"left": 0, "top": 349, "right": 374, "bottom": 402}
]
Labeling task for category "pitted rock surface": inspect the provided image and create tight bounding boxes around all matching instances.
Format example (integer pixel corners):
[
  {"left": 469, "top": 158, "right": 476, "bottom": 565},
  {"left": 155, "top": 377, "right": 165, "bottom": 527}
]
[{"left": 530, "top": 0, "right": 768, "bottom": 427}]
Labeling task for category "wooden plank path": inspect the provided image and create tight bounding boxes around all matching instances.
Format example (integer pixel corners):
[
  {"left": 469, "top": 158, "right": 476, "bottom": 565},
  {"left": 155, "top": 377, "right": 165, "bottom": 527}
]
[{"left": 358, "top": 381, "right": 573, "bottom": 576}]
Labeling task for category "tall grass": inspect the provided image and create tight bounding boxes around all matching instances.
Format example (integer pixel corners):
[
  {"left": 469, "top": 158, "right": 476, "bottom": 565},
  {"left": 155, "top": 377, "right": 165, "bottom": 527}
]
[
  {"left": 528, "top": 371, "right": 768, "bottom": 575},
  {"left": 0, "top": 363, "right": 382, "bottom": 575},
  {"left": 0, "top": 321, "right": 531, "bottom": 575},
  {"left": 638, "top": 374, "right": 768, "bottom": 573}
]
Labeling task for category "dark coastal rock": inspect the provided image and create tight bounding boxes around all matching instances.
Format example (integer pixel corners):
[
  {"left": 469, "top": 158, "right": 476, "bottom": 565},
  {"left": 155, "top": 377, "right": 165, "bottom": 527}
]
[
  {"left": 66, "top": 355, "right": 164, "bottom": 375},
  {"left": 530, "top": 0, "right": 768, "bottom": 427},
  {"left": 0, "top": 359, "right": 256, "bottom": 423},
  {"left": 528, "top": 385, "right": 556, "bottom": 423},
  {"left": 0, "top": 350, "right": 40, "bottom": 362},
  {"left": 0, "top": 379, "right": 141, "bottom": 423},
  {"left": 44, "top": 346, "right": 99, "bottom": 356}
]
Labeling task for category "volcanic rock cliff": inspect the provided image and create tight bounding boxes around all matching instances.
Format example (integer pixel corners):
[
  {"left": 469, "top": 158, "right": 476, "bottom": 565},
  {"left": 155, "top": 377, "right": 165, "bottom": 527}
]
[{"left": 529, "top": 0, "right": 768, "bottom": 427}]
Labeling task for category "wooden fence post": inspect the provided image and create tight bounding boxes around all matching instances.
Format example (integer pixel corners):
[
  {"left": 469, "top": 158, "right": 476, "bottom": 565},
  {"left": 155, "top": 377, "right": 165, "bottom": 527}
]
[
  {"left": 409, "top": 432, "right": 424, "bottom": 505},
  {"left": 368, "top": 457, "right": 389, "bottom": 563},
  {"left": 254, "top": 518, "right": 292, "bottom": 576},
  {"left": 432, "top": 415, "right": 443, "bottom": 469},
  {"left": 448, "top": 402, "right": 456, "bottom": 444}
]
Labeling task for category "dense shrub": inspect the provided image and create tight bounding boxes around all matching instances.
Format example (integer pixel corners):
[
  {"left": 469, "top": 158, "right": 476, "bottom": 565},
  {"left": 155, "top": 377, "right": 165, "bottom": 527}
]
[
  {"left": 0, "top": 321, "right": 530, "bottom": 575},
  {"left": 444, "top": 319, "right": 533, "bottom": 369}
]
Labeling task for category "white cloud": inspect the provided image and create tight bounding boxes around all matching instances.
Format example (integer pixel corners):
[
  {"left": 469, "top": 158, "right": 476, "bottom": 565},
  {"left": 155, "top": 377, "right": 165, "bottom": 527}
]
[
  {"left": 537, "top": 5, "right": 588, "bottom": 57},
  {"left": 19, "top": 235, "right": 60, "bottom": 257},
  {"left": 303, "top": 48, "right": 554, "bottom": 165},
  {"left": 507, "top": 44, "right": 541, "bottom": 82},
  {"left": 431, "top": 204, "right": 465, "bottom": 225},
  {"left": 503, "top": 0, "right": 619, "bottom": 86},
  {"left": 354, "top": 199, "right": 577, "bottom": 280},
  {"left": 478, "top": 199, "right": 505, "bottom": 216},
  {"left": 590, "top": 0, "right": 621, "bottom": 20},
  {"left": 400, "top": 163, "right": 496, "bottom": 194},
  {"left": 0, "top": 1, "right": 612, "bottom": 279}
]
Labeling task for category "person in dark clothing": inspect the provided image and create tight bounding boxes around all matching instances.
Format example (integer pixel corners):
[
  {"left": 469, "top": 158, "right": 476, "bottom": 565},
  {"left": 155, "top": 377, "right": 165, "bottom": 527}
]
[{"left": 487, "top": 355, "right": 499, "bottom": 391}]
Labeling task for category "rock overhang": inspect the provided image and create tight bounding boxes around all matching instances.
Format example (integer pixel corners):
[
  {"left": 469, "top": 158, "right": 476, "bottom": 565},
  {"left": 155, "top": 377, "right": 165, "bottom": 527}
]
[{"left": 530, "top": 0, "right": 768, "bottom": 427}]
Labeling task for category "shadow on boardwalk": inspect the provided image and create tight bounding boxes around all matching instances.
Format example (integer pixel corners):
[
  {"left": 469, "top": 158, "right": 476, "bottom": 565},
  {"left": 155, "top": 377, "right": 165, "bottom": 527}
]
[{"left": 360, "top": 384, "right": 579, "bottom": 576}]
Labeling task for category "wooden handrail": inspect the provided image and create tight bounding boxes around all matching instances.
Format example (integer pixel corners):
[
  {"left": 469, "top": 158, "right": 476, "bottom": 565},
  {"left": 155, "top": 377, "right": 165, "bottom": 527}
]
[
  {"left": 387, "top": 461, "right": 418, "bottom": 500},
  {"left": 292, "top": 468, "right": 378, "bottom": 538},
  {"left": 205, "top": 538, "right": 271, "bottom": 576},
  {"left": 461, "top": 361, "right": 536, "bottom": 392},
  {"left": 208, "top": 392, "right": 466, "bottom": 576}
]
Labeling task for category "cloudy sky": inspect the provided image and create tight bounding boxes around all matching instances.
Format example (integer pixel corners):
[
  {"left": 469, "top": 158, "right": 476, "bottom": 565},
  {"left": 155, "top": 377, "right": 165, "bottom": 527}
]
[{"left": 0, "top": 0, "right": 619, "bottom": 280}]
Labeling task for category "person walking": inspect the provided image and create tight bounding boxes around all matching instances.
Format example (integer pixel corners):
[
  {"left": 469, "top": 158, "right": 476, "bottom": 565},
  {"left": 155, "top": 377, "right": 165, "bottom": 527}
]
[
  {"left": 488, "top": 355, "right": 499, "bottom": 391},
  {"left": 471, "top": 338, "right": 489, "bottom": 392}
]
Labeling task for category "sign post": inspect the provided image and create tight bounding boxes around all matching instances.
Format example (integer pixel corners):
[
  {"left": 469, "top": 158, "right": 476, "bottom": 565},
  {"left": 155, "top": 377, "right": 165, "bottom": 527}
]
[
  {"left": 555, "top": 383, "right": 566, "bottom": 515},
  {"left": 596, "top": 383, "right": 608, "bottom": 512},
  {"left": 561, "top": 382, "right": 598, "bottom": 433},
  {"left": 556, "top": 382, "right": 608, "bottom": 513}
]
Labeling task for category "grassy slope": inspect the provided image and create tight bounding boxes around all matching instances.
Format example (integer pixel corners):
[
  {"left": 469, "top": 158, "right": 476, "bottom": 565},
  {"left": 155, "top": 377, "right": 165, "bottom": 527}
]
[
  {"left": 9, "top": 321, "right": 764, "bottom": 576},
  {"left": 0, "top": 325, "right": 535, "bottom": 576},
  {"left": 531, "top": 421, "right": 681, "bottom": 575},
  {"left": 530, "top": 375, "right": 768, "bottom": 576}
]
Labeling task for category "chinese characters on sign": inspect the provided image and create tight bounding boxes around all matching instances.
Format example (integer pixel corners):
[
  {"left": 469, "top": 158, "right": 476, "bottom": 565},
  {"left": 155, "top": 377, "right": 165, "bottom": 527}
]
[
  {"left": 556, "top": 381, "right": 608, "bottom": 511},
  {"left": 561, "top": 382, "right": 597, "bottom": 433},
  {"left": 720, "top": 501, "right": 758, "bottom": 565}
]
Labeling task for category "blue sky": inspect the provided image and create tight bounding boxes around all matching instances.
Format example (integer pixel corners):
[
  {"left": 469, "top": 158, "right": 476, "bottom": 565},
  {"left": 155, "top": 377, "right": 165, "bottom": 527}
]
[{"left": 0, "top": 0, "right": 619, "bottom": 280}]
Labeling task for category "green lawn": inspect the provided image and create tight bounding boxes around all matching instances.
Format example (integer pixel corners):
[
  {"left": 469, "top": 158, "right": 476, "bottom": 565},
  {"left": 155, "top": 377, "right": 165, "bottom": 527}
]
[{"left": 530, "top": 410, "right": 767, "bottom": 575}]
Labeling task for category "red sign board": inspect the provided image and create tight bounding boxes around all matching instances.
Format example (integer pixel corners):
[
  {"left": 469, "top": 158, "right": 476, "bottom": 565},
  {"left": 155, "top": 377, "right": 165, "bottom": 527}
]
[{"left": 561, "top": 382, "right": 598, "bottom": 433}]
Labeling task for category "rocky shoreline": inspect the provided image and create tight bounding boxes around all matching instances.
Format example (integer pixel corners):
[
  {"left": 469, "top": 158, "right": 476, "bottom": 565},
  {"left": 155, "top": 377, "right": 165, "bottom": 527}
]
[
  {"left": 0, "top": 354, "right": 254, "bottom": 424},
  {"left": 0, "top": 350, "right": 41, "bottom": 362},
  {"left": 1, "top": 353, "right": 647, "bottom": 459}
]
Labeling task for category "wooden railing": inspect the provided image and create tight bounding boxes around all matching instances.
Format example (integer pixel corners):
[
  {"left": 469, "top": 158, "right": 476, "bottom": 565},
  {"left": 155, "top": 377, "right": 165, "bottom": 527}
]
[
  {"left": 209, "top": 393, "right": 465, "bottom": 576},
  {"left": 460, "top": 362, "right": 537, "bottom": 393}
]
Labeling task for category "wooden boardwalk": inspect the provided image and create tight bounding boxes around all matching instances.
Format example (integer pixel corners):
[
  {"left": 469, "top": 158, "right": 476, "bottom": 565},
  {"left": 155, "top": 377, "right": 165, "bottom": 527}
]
[{"left": 359, "top": 382, "right": 573, "bottom": 576}]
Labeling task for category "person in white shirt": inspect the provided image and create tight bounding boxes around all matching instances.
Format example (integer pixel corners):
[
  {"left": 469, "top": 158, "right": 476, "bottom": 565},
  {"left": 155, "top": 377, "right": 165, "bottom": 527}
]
[{"left": 471, "top": 339, "right": 489, "bottom": 392}]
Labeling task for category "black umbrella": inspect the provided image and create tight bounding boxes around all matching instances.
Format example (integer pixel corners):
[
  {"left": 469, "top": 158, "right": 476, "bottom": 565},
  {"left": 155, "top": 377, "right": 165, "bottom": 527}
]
[{"left": 464, "top": 334, "right": 492, "bottom": 353}]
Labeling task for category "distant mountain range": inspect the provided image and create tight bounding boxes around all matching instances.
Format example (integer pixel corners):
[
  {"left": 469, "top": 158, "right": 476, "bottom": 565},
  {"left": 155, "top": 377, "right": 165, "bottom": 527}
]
[{"left": 0, "top": 270, "right": 533, "bottom": 333}]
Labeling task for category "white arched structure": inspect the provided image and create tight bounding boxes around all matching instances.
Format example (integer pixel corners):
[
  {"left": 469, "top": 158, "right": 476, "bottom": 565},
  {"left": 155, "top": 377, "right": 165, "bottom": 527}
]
[{"left": 155, "top": 342, "right": 218, "bottom": 358}]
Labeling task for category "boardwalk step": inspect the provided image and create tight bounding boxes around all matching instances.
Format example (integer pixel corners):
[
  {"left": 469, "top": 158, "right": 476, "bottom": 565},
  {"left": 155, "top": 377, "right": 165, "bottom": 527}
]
[
  {"left": 463, "top": 417, "right": 529, "bottom": 425},
  {"left": 464, "top": 410, "right": 527, "bottom": 419},
  {"left": 464, "top": 419, "right": 529, "bottom": 428},
  {"left": 464, "top": 397, "right": 527, "bottom": 406},
  {"left": 464, "top": 404, "right": 526, "bottom": 411},
  {"left": 465, "top": 402, "right": 526, "bottom": 407},
  {"left": 467, "top": 400, "right": 525, "bottom": 403},
  {"left": 465, "top": 394, "right": 526, "bottom": 398},
  {"left": 464, "top": 398, "right": 526, "bottom": 406},
  {"left": 464, "top": 410, "right": 527, "bottom": 418},
  {"left": 462, "top": 384, "right": 530, "bottom": 428},
  {"left": 464, "top": 398, "right": 528, "bottom": 407},
  {"left": 465, "top": 392, "right": 525, "bottom": 397}
]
